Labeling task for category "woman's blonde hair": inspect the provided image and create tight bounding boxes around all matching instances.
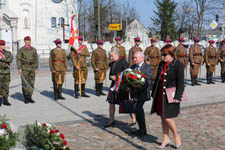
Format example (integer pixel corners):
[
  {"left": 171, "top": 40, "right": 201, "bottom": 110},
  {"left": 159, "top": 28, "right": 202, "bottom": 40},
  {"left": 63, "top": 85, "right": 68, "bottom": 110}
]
[{"left": 110, "top": 47, "right": 120, "bottom": 55}]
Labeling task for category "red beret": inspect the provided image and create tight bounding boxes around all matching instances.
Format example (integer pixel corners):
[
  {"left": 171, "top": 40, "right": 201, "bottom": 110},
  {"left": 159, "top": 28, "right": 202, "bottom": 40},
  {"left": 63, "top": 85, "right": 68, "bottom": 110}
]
[
  {"left": 134, "top": 37, "right": 140, "bottom": 42},
  {"left": 54, "top": 38, "right": 62, "bottom": 44},
  {"left": 209, "top": 40, "right": 215, "bottom": 43},
  {"left": 78, "top": 36, "right": 83, "bottom": 41},
  {"left": 165, "top": 38, "right": 172, "bottom": 42},
  {"left": 0, "top": 40, "right": 5, "bottom": 46},
  {"left": 222, "top": 40, "right": 225, "bottom": 43},
  {"left": 97, "top": 40, "right": 103, "bottom": 45},
  {"left": 151, "top": 38, "right": 157, "bottom": 42},
  {"left": 194, "top": 38, "right": 200, "bottom": 42},
  {"left": 115, "top": 37, "right": 121, "bottom": 41},
  {"left": 24, "top": 36, "right": 31, "bottom": 41},
  {"left": 179, "top": 38, "right": 185, "bottom": 42}
]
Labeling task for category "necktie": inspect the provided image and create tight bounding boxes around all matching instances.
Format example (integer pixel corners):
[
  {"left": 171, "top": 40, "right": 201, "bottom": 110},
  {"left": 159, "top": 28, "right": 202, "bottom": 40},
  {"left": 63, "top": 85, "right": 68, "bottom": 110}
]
[{"left": 136, "top": 65, "right": 139, "bottom": 70}]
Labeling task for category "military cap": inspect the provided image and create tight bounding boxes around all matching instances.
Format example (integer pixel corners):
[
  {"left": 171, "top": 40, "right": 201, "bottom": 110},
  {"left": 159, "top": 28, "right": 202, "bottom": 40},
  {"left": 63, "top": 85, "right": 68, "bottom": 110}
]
[
  {"left": 54, "top": 38, "right": 62, "bottom": 44},
  {"left": 194, "top": 38, "right": 200, "bottom": 42},
  {"left": 179, "top": 38, "right": 185, "bottom": 42},
  {"left": 165, "top": 38, "right": 172, "bottom": 43},
  {"left": 0, "top": 40, "right": 5, "bottom": 46},
  {"left": 78, "top": 36, "right": 83, "bottom": 41},
  {"left": 97, "top": 40, "right": 103, "bottom": 45},
  {"left": 134, "top": 37, "right": 141, "bottom": 42},
  {"left": 151, "top": 38, "right": 157, "bottom": 42},
  {"left": 24, "top": 36, "right": 31, "bottom": 41},
  {"left": 115, "top": 37, "right": 121, "bottom": 41},
  {"left": 209, "top": 40, "right": 215, "bottom": 43}
]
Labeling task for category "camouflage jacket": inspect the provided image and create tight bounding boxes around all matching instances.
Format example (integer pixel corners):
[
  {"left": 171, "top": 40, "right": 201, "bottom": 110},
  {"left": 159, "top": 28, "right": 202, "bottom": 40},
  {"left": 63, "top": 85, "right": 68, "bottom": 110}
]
[{"left": 0, "top": 50, "right": 13, "bottom": 74}]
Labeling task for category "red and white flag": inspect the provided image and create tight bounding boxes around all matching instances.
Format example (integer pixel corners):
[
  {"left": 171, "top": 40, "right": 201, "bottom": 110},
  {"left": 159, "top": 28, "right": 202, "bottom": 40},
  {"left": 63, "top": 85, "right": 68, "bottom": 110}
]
[{"left": 69, "top": 14, "right": 79, "bottom": 48}]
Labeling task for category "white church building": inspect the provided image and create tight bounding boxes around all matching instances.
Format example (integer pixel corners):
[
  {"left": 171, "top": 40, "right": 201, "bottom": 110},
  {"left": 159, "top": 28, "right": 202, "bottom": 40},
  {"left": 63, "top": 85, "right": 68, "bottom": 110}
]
[{"left": 0, "top": 0, "right": 77, "bottom": 55}]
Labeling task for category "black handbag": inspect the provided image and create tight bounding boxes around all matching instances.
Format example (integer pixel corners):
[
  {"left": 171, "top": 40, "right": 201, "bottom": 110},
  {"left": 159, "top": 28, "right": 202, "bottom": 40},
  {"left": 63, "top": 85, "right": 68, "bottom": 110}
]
[{"left": 119, "top": 100, "right": 135, "bottom": 114}]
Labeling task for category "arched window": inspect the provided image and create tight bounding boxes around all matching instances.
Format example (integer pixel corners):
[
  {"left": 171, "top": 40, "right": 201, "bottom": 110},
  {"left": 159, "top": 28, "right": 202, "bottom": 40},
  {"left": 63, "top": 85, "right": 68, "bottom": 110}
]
[
  {"left": 51, "top": 17, "right": 57, "bottom": 28},
  {"left": 0, "top": 0, "right": 6, "bottom": 9}
]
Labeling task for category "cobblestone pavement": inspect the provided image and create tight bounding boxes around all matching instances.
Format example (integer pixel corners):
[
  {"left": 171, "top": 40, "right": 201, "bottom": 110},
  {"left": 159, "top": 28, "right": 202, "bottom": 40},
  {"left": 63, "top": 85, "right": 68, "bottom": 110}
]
[{"left": 56, "top": 103, "right": 225, "bottom": 150}]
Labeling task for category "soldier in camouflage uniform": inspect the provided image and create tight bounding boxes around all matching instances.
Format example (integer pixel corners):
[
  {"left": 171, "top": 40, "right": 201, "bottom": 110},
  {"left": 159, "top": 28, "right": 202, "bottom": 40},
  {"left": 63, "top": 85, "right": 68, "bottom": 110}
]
[
  {"left": 70, "top": 36, "right": 90, "bottom": 98},
  {"left": 128, "top": 37, "right": 142, "bottom": 66},
  {"left": 16, "top": 36, "right": 39, "bottom": 104},
  {"left": 218, "top": 40, "right": 225, "bottom": 83},
  {"left": 204, "top": 40, "right": 218, "bottom": 84},
  {"left": 189, "top": 38, "right": 203, "bottom": 86},
  {"left": 49, "top": 38, "right": 68, "bottom": 100},
  {"left": 144, "top": 38, "right": 160, "bottom": 80},
  {"left": 0, "top": 40, "right": 13, "bottom": 106},
  {"left": 91, "top": 40, "right": 109, "bottom": 96},
  {"left": 110, "top": 37, "right": 126, "bottom": 62}
]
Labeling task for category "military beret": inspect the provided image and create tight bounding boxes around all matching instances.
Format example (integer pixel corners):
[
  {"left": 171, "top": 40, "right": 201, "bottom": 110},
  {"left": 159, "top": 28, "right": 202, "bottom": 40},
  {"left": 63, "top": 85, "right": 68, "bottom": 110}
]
[
  {"left": 97, "top": 40, "right": 103, "bottom": 45},
  {"left": 54, "top": 38, "right": 62, "bottom": 44},
  {"left": 179, "top": 38, "right": 185, "bottom": 42},
  {"left": 134, "top": 37, "right": 141, "bottom": 42},
  {"left": 209, "top": 40, "right": 215, "bottom": 43},
  {"left": 24, "top": 36, "right": 31, "bottom": 41},
  {"left": 194, "top": 38, "right": 200, "bottom": 42},
  {"left": 0, "top": 40, "right": 5, "bottom": 46},
  {"left": 165, "top": 38, "right": 172, "bottom": 43},
  {"left": 78, "top": 36, "right": 83, "bottom": 41},
  {"left": 151, "top": 38, "right": 157, "bottom": 42},
  {"left": 115, "top": 37, "right": 121, "bottom": 41}
]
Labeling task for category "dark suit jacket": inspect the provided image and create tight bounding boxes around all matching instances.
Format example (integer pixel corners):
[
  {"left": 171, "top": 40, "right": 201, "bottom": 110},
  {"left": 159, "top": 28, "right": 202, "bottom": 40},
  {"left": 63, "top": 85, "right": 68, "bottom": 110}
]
[{"left": 130, "top": 62, "right": 153, "bottom": 101}]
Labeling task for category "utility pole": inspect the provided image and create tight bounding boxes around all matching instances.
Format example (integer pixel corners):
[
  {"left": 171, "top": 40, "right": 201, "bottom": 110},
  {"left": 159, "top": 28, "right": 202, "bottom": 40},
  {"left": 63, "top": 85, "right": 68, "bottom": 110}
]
[{"left": 98, "top": 0, "right": 101, "bottom": 40}]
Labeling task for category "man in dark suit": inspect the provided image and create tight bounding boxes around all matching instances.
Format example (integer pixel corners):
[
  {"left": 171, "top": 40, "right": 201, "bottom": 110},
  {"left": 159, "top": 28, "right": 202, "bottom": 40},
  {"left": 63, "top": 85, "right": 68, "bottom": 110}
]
[{"left": 130, "top": 51, "right": 154, "bottom": 136}]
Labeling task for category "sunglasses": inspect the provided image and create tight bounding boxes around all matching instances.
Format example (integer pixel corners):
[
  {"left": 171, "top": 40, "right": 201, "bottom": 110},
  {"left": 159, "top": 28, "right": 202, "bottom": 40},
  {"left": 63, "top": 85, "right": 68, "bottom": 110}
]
[{"left": 162, "top": 54, "right": 168, "bottom": 57}]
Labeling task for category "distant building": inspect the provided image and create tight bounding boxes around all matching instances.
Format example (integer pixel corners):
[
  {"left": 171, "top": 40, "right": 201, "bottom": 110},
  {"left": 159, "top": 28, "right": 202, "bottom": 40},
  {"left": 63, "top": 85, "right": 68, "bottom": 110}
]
[{"left": 0, "top": 0, "right": 77, "bottom": 54}]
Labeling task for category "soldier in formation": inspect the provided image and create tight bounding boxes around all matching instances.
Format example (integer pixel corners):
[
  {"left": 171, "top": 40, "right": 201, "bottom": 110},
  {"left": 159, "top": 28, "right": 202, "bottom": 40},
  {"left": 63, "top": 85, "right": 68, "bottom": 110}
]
[
  {"left": 91, "top": 40, "right": 109, "bottom": 96},
  {"left": 49, "top": 38, "right": 68, "bottom": 100},
  {"left": 128, "top": 37, "right": 142, "bottom": 66},
  {"left": 144, "top": 38, "right": 161, "bottom": 82},
  {"left": 70, "top": 36, "right": 90, "bottom": 98},
  {"left": 218, "top": 40, "right": 225, "bottom": 83},
  {"left": 204, "top": 40, "right": 218, "bottom": 84},
  {"left": 111, "top": 37, "right": 126, "bottom": 61},
  {"left": 16, "top": 36, "right": 39, "bottom": 104},
  {"left": 189, "top": 38, "right": 203, "bottom": 86},
  {"left": 0, "top": 40, "right": 13, "bottom": 106},
  {"left": 165, "top": 38, "right": 172, "bottom": 45}
]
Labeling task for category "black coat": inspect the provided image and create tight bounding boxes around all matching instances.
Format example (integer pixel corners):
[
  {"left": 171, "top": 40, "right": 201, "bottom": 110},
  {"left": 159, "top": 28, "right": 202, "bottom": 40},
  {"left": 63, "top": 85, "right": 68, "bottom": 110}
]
[
  {"left": 151, "top": 59, "right": 184, "bottom": 118},
  {"left": 130, "top": 62, "right": 154, "bottom": 102}
]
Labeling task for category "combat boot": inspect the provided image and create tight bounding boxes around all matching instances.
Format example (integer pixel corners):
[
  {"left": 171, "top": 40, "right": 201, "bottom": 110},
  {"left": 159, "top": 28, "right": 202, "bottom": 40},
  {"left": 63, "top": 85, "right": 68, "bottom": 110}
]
[
  {"left": 74, "top": 84, "right": 79, "bottom": 99},
  {"left": 206, "top": 73, "right": 210, "bottom": 84},
  {"left": 210, "top": 72, "right": 215, "bottom": 84},
  {"left": 53, "top": 84, "right": 58, "bottom": 100},
  {"left": 81, "top": 84, "right": 90, "bottom": 97},
  {"left": 3, "top": 97, "right": 11, "bottom": 106},
  {"left": 191, "top": 76, "right": 195, "bottom": 86},
  {"left": 221, "top": 73, "right": 225, "bottom": 83},
  {"left": 195, "top": 77, "right": 201, "bottom": 86},
  {"left": 23, "top": 94, "right": 29, "bottom": 104},
  {"left": 0, "top": 97, "right": 2, "bottom": 107},
  {"left": 96, "top": 83, "right": 100, "bottom": 96},
  {"left": 58, "top": 84, "right": 65, "bottom": 100},
  {"left": 99, "top": 83, "right": 106, "bottom": 96},
  {"left": 27, "top": 95, "right": 35, "bottom": 103}
]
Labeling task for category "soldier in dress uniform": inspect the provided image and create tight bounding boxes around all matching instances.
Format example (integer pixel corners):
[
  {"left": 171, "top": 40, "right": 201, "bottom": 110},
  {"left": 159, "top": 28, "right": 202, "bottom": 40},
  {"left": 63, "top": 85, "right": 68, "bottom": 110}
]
[
  {"left": 189, "top": 38, "right": 203, "bottom": 86},
  {"left": 110, "top": 37, "right": 126, "bottom": 63},
  {"left": 144, "top": 38, "right": 160, "bottom": 81},
  {"left": 165, "top": 38, "right": 172, "bottom": 45},
  {"left": 16, "top": 36, "right": 39, "bottom": 104},
  {"left": 49, "top": 38, "right": 68, "bottom": 100},
  {"left": 70, "top": 36, "right": 90, "bottom": 98},
  {"left": 128, "top": 37, "right": 142, "bottom": 66},
  {"left": 0, "top": 40, "right": 13, "bottom": 106},
  {"left": 204, "top": 40, "right": 218, "bottom": 84},
  {"left": 218, "top": 40, "right": 225, "bottom": 83},
  {"left": 175, "top": 38, "right": 188, "bottom": 81},
  {"left": 91, "top": 40, "right": 109, "bottom": 96}
]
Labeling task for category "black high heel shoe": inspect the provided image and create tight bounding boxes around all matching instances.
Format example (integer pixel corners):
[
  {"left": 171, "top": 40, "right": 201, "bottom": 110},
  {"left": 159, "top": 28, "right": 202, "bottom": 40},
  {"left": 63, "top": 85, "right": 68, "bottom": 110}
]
[{"left": 104, "top": 122, "right": 115, "bottom": 128}]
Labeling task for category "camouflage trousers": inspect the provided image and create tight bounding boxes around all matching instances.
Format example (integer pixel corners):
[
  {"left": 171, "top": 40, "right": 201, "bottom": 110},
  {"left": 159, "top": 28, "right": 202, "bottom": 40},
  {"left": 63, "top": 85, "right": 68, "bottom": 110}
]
[
  {"left": 21, "top": 70, "right": 36, "bottom": 96},
  {"left": 94, "top": 70, "right": 106, "bottom": 83},
  {"left": 73, "top": 68, "right": 88, "bottom": 84},
  {"left": 190, "top": 64, "right": 201, "bottom": 77},
  {"left": 221, "top": 62, "right": 225, "bottom": 74},
  {"left": 0, "top": 74, "right": 10, "bottom": 97},
  {"left": 52, "top": 71, "right": 65, "bottom": 85}
]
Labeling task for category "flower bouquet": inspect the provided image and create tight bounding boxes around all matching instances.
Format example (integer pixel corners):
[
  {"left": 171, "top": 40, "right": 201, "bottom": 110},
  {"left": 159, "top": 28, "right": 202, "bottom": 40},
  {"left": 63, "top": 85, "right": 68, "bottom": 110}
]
[
  {"left": 24, "top": 121, "right": 70, "bottom": 150},
  {"left": 123, "top": 68, "right": 147, "bottom": 87},
  {"left": 0, "top": 115, "right": 18, "bottom": 149}
]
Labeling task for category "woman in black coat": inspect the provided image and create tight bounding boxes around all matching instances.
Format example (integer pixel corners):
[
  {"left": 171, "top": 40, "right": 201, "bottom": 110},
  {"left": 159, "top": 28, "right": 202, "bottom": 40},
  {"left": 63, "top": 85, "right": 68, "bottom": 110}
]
[
  {"left": 104, "top": 47, "right": 136, "bottom": 128},
  {"left": 151, "top": 45, "right": 184, "bottom": 149}
]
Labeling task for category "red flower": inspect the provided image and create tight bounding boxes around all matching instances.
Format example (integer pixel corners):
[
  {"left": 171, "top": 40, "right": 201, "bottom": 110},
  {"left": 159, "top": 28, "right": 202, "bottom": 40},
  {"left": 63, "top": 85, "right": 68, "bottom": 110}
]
[
  {"left": 42, "top": 123, "right": 47, "bottom": 127},
  {"left": 122, "top": 78, "right": 126, "bottom": 83},
  {"left": 63, "top": 140, "right": 67, "bottom": 146},
  {"left": 142, "top": 74, "right": 147, "bottom": 79},
  {"left": 124, "top": 74, "right": 128, "bottom": 78},
  {"left": 1, "top": 124, "right": 7, "bottom": 129},
  {"left": 137, "top": 70, "right": 140, "bottom": 74},
  {"left": 133, "top": 75, "right": 138, "bottom": 80},
  {"left": 128, "top": 73, "right": 133, "bottom": 78},
  {"left": 49, "top": 129, "right": 55, "bottom": 134},
  {"left": 60, "top": 133, "right": 65, "bottom": 139},
  {"left": 55, "top": 129, "right": 60, "bottom": 133}
]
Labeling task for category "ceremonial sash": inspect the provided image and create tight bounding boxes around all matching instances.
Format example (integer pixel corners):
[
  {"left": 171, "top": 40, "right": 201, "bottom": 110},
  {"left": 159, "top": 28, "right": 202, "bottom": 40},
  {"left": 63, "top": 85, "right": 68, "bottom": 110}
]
[
  {"left": 0, "top": 52, "right": 5, "bottom": 59},
  {"left": 74, "top": 45, "right": 85, "bottom": 57},
  {"left": 110, "top": 72, "right": 123, "bottom": 92}
]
